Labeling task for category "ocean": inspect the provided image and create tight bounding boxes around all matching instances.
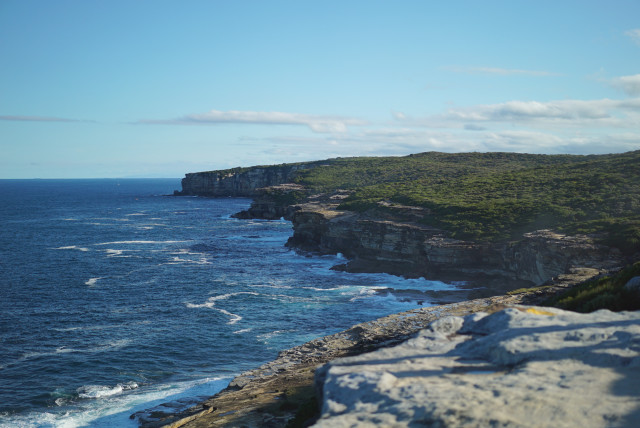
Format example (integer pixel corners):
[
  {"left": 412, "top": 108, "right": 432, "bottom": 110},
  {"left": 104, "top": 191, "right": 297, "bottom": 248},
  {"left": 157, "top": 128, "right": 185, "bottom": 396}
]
[{"left": 0, "top": 179, "right": 461, "bottom": 427}]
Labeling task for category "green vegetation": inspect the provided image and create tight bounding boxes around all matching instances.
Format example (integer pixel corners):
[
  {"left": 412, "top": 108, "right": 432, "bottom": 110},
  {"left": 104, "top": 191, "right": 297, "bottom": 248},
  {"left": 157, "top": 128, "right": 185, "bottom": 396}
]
[
  {"left": 261, "top": 186, "right": 307, "bottom": 207},
  {"left": 543, "top": 262, "right": 640, "bottom": 312},
  {"left": 289, "top": 151, "right": 640, "bottom": 252}
]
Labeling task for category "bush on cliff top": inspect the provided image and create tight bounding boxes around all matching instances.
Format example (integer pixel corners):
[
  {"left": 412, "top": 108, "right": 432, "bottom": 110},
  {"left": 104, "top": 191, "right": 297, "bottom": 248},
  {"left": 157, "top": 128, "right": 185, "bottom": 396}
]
[
  {"left": 292, "top": 151, "right": 640, "bottom": 251},
  {"left": 544, "top": 262, "right": 640, "bottom": 312}
]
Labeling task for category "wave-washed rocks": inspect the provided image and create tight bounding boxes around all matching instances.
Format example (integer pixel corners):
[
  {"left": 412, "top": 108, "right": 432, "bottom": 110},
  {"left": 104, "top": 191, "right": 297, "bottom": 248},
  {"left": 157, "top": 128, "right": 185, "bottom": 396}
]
[{"left": 140, "top": 269, "right": 610, "bottom": 427}]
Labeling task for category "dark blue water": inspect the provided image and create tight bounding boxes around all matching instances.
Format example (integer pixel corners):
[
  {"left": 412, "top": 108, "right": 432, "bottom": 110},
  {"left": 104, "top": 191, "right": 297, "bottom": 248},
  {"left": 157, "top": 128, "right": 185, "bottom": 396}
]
[{"left": 0, "top": 179, "right": 460, "bottom": 427}]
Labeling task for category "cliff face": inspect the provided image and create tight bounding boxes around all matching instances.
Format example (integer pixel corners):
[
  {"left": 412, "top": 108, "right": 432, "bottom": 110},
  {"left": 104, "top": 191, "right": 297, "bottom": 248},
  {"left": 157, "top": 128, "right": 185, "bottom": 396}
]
[
  {"left": 175, "top": 160, "right": 623, "bottom": 291},
  {"left": 175, "top": 164, "right": 315, "bottom": 197},
  {"left": 285, "top": 204, "right": 622, "bottom": 289}
]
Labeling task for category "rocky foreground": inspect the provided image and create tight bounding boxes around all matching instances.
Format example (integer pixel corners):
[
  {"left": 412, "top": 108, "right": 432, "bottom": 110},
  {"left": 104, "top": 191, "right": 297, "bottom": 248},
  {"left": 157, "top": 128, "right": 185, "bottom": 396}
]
[
  {"left": 315, "top": 306, "right": 640, "bottom": 427},
  {"left": 131, "top": 268, "right": 640, "bottom": 428}
]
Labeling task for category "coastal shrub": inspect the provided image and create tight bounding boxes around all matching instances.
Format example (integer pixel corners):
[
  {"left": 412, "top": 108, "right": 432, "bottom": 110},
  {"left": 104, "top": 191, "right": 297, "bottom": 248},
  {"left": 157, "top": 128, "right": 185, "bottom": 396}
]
[
  {"left": 292, "top": 150, "right": 640, "bottom": 248},
  {"left": 263, "top": 188, "right": 307, "bottom": 206},
  {"left": 543, "top": 262, "right": 640, "bottom": 312}
]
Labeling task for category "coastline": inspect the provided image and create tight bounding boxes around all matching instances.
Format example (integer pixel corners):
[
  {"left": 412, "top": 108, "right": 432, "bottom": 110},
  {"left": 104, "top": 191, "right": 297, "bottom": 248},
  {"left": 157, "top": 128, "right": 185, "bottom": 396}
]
[
  {"left": 158, "top": 156, "right": 637, "bottom": 427},
  {"left": 138, "top": 267, "right": 603, "bottom": 427}
]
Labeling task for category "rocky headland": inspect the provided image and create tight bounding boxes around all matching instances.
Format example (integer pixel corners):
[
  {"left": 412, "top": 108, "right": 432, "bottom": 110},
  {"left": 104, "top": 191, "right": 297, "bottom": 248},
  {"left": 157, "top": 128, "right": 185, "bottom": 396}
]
[
  {"left": 176, "top": 160, "right": 626, "bottom": 296},
  {"left": 174, "top": 162, "right": 326, "bottom": 197},
  {"left": 155, "top": 154, "right": 639, "bottom": 427}
]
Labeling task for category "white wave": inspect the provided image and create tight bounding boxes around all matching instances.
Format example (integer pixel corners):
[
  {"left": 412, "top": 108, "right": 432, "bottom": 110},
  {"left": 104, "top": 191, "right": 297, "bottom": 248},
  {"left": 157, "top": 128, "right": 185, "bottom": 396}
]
[
  {"left": 300, "top": 285, "right": 351, "bottom": 292},
  {"left": 52, "top": 324, "right": 119, "bottom": 332},
  {"left": 54, "top": 397, "right": 68, "bottom": 407},
  {"left": 261, "top": 293, "right": 315, "bottom": 304},
  {"left": 208, "top": 292, "right": 260, "bottom": 302},
  {"left": 248, "top": 283, "right": 293, "bottom": 290},
  {"left": 21, "top": 346, "right": 74, "bottom": 360},
  {"left": 171, "top": 248, "right": 203, "bottom": 255},
  {"left": 217, "top": 308, "right": 242, "bottom": 324},
  {"left": 85, "top": 277, "right": 102, "bottom": 286},
  {"left": 54, "top": 245, "right": 89, "bottom": 252},
  {"left": 233, "top": 328, "right": 252, "bottom": 334},
  {"left": 185, "top": 292, "right": 259, "bottom": 324},
  {"left": 94, "top": 240, "right": 189, "bottom": 246},
  {"left": 1, "top": 377, "right": 229, "bottom": 428},
  {"left": 105, "top": 249, "right": 125, "bottom": 257},
  {"left": 77, "top": 382, "right": 139, "bottom": 399},
  {"left": 124, "top": 213, "right": 147, "bottom": 216},
  {"left": 164, "top": 256, "right": 211, "bottom": 265},
  {"left": 19, "top": 340, "right": 131, "bottom": 362},
  {"left": 257, "top": 329, "right": 297, "bottom": 343}
]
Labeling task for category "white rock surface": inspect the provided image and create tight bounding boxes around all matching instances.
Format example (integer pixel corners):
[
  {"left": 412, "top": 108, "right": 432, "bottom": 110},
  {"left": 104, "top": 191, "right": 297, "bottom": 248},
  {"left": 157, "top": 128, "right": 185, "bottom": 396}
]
[
  {"left": 625, "top": 276, "right": 640, "bottom": 293},
  {"left": 314, "top": 306, "right": 640, "bottom": 428}
]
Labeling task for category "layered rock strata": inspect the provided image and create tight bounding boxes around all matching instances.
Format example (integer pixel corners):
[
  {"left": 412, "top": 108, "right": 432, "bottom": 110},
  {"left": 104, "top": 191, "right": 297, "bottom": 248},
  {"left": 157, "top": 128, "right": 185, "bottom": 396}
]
[
  {"left": 174, "top": 161, "right": 624, "bottom": 292},
  {"left": 314, "top": 306, "right": 640, "bottom": 427},
  {"left": 286, "top": 201, "right": 622, "bottom": 291},
  {"left": 175, "top": 164, "right": 319, "bottom": 197},
  {"left": 231, "top": 184, "right": 306, "bottom": 220}
]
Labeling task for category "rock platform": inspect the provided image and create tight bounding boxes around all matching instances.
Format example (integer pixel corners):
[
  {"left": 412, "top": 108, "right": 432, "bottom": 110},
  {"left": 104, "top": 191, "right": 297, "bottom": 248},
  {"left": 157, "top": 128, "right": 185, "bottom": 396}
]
[
  {"left": 315, "top": 306, "right": 640, "bottom": 427},
  {"left": 140, "top": 269, "right": 604, "bottom": 427}
]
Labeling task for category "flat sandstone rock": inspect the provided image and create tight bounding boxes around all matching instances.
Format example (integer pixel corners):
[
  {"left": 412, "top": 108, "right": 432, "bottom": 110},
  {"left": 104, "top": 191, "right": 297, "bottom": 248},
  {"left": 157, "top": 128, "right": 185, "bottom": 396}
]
[{"left": 314, "top": 306, "right": 640, "bottom": 428}]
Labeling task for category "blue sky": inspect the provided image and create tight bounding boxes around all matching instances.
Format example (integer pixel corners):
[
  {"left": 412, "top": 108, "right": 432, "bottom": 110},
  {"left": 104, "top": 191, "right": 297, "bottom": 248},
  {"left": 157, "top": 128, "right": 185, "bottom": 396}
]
[{"left": 1, "top": 0, "right": 639, "bottom": 178}]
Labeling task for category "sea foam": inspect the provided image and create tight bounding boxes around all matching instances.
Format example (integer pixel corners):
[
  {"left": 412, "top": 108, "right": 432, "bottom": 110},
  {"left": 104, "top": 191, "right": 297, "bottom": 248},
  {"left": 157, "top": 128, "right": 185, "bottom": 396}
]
[
  {"left": 85, "top": 277, "right": 102, "bottom": 286},
  {"left": 54, "top": 245, "right": 89, "bottom": 252},
  {"left": 185, "top": 292, "right": 260, "bottom": 324}
]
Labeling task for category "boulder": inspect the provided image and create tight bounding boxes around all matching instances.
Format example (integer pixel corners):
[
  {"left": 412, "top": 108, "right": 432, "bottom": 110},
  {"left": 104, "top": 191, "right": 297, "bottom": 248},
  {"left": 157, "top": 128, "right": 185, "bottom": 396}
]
[{"left": 625, "top": 276, "right": 640, "bottom": 294}]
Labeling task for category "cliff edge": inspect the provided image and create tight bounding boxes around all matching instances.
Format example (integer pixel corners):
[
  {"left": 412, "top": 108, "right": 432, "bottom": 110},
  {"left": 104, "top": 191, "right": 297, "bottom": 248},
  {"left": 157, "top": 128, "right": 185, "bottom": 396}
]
[
  {"left": 174, "top": 161, "right": 326, "bottom": 197},
  {"left": 174, "top": 152, "right": 638, "bottom": 294}
]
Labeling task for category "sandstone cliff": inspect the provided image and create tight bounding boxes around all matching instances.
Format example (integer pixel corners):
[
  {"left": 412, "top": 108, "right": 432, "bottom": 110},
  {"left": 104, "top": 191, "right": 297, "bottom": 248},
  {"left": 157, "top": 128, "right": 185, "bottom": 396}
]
[
  {"left": 175, "top": 162, "right": 323, "bottom": 197},
  {"left": 286, "top": 202, "right": 622, "bottom": 290},
  {"left": 175, "top": 163, "right": 624, "bottom": 293}
]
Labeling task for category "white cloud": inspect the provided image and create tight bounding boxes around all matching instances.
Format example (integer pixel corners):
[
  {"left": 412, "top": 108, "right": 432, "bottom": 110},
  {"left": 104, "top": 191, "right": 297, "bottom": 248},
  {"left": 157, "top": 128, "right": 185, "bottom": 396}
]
[
  {"left": 230, "top": 125, "right": 640, "bottom": 164},
  {"left": 138, "top": 110, "right": 367, "bottom": 133},
  {"left": 611, "top": 74, "right": 640, "bottom": 96},
  {"left": 0, "top": 115, "right": 87, "bottom": 122},
  {"left": 394, "top": 98, "right": 640, "bottom": 129},
  {"left": 626, "top": 29, "right": 640, "bottom": 45},
  {"left": 445, "top": 66, "right": 559, "bottom": 76},
  {"left": 382, "top": 97, "right": 640, "bottom": 155},
  {"left": 358, "top": 128, "right": 639, "bottom": 155},
  {"left": 448, "top": 99, "right": 610, "bottom": 121}
]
